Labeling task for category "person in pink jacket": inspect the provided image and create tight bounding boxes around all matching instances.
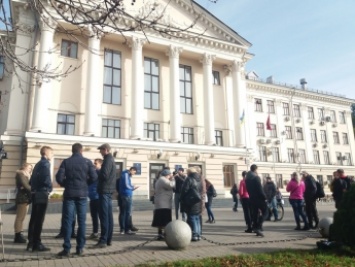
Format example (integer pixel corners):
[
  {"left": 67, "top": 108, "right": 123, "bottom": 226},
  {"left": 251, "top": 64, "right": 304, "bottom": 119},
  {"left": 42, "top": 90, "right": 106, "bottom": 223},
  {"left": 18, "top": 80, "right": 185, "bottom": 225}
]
[
  {"left": 239, "top": 171, "right": 252, "bottom": 233},
  {"left": 286, "top": 172, "right": 310, "bottom": 231}
]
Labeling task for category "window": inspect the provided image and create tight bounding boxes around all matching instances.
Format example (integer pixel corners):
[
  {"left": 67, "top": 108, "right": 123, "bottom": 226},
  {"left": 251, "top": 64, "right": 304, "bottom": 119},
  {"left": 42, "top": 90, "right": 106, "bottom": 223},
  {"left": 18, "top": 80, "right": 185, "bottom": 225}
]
[
  {"left": 144, "top": 123, "right": 160, "bottom": 141},
  {"left": 57, "top": 114, "right": 75, "bottom": 135},
  {"left": 316, "top": 175, "right": 323, "bottom": 186},
  {"left": 320, "top": 130, "right": 327, "bottom": 143},
  {"left": 270, "top": 124, "right": 277, "bottom": 138},
  {"left": 60, "top": 40, "right": 78, "bottom": 58},
  {"left": 308, "top": 107, "right": 315, "bottom": 119},
  {"left": 330, "top": 110, "right": 336, "bottom": 123},
  {"left": 267, "top": 100, "right": 275, "bottom": 114},
  {"left": 179, "top": 65, "right": 193, "bottom": 114},
  {"left": 215, "top": 130, "right": 223, "bottom": 146},
  {"left": 313, "top": 150, "right": 320, "bottom": 164},
  {"left": 323, "top": 151, "right": 330, "bottom": 165},
  {"left": 318, "top": 108, "right": 324, "bottom": 121},
  {"left": 285, "top": 126, "right": 292, "bottom": 139},
  {"left": 282, "top": 102, "right": 290, "bottom": 116},
  {"left": 257, "top": 123, "right": 265, "bottom": 136},
  {"left": 212, "top": 70, "right": 220, "bottom": 85},
  {"left": 344, "top": 153, "right": 352, "bottom": 166},
  {"left": 339, "top": 111, "right": 346, "bottom": 124},
  {"left": 102, "top": 119, "right": 120, "bottom": 138},
  {"left": 299, "top": 149, "right": 306, "bottom": 164},
  {"left": 53, "top": 159, "right": 65, "bottom": 188},
  {"left": 0, "top": 55, "right": 4, "bottom": 80},
  {"left": 144, "top": 58, "right": 159, "bottom": 110},
  {"left": 310, "top": 129, "right": 317, "bottom": 142},
  {"left": 254, "top": 98, "right": 262, "bottom": 112},
  {"left": 342, "top": 133, "right": 349, "bottom": 145},
  {"left": 181, "top": 127, "right": 194, "bottom": 144},
  {"left": 259, "top": 146, "right": 267, "bottom": 162},
  {"left": 276, "top": 174, "right": 283, "bottom": 189},
  {"left": 296, "top": 127, "right": 303, "bottom": 140},
  {"left": 336, "top": 152, "right": 342, "bottom": 165},
  {"left": 271, "top": 147, "right": 280, "bottom": 162},
  {"left": 103, "top": 50, "right": 121, "bottom": 105},
  {"left": 333, "top": 132, "right": 340, "bottom": 144},
  {"left": 327, "top": 175, "right": 333, "bottom": 186},
  {"left": 287, "top": 148, "right": 295, "bottom": 163},
  {"left": 223, "top": 165, "right": 235, "bottom": 188},
  {"left": 293, "top": 104, "right": 301, "bottom": 117}
]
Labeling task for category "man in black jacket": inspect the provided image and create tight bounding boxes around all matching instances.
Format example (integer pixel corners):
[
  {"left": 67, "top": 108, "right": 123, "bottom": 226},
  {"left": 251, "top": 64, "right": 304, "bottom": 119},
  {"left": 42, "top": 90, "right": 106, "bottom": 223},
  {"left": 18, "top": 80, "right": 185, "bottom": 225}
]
[
  {"left": 302, "top": 171, "right": 317, "bottom": 230},
  {"left": 93, "top": 143, "right": 116, "bottom": 248},
  {"left": 174, "top": 168, "right": 186, "bottom": 221},
  {"left": 245, "top": 164, "right": 267, "bottom": 237},
  {"left": 56, "top": 143, "right": 97, "bottom": 256}
]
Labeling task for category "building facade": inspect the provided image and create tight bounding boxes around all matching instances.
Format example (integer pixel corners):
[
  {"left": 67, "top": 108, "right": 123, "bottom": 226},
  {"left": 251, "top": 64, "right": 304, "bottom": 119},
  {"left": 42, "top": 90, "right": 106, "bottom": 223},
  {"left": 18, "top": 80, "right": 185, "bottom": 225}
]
[{"left": 0, "top": 0, "right": 354, "bottom": 199}]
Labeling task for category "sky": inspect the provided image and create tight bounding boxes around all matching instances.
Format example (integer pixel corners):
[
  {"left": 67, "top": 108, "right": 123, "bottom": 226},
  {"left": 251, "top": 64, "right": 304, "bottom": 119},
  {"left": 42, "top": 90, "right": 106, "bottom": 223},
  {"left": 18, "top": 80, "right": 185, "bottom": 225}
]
[{"left": 195, "top": 0, "right": 355, "bottom": 100}]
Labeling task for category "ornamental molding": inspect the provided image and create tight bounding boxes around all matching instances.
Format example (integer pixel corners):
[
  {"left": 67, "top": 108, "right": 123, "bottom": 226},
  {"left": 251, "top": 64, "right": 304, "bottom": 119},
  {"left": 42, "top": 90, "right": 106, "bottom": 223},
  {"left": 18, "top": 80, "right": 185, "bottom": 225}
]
[
  {"left": 200, "top": 53, "right": 216, "bottom": 66},
  {"left": 167, "top": 45, "right": 183, "bottom": 59},
  {"left": 129, "top": 37, "right": 147, "bottom": 50}
]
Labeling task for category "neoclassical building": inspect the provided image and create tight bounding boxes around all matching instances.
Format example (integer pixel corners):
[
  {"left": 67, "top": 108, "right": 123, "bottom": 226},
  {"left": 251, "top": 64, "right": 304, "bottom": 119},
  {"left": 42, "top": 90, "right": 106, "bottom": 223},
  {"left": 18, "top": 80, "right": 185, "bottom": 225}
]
[{"left": 0, "top": 0, "right": 354, "bottom": 199}]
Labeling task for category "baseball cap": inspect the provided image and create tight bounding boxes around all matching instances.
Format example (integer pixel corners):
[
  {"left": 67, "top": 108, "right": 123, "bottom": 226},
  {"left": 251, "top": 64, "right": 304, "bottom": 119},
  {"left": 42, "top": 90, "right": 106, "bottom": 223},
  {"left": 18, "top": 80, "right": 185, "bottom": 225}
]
[{"left": 97, "top": 143, "right": 111, "bottom": 151}]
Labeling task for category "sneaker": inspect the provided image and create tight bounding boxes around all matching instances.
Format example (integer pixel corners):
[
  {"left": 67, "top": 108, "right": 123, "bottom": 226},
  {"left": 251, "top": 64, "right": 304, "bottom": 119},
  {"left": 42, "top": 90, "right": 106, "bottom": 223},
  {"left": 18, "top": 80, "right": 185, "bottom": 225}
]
[
  {"left": 302, "top": 226, "right": 310, "bottom": 231},
  {"left": 89, "top": 233, "right": 99, "bottom": 239},
  {"left": 119, "top": 230, "right": 124, "bottom": 235},
  {"left": 191, "top": 236, "right": 199, "bottom": 242},
  {"left": 205, "top": 219, "right": 211, "bottom": 223},
  {"left": 55, "top": 233, "right": 64, "bottom": 239},
  {"left": 244, "top": 228, "right": 253, "bottom": 233},
  {"left": 131, "top": 226, "right": 139, "bottom": 232},
  {"left": 157, "top": 234, "right": 165, "bottom": 241},
  {"left": 125, "top": 230, "right": 136, "bottom": 235},
  {"left": 90, "top": 242, "right": 107, "bottom": 249},
  {"left": 255, "top": 230, "right": 264, "bottom": 237},
  {"left": 76, "top": 249, "right": 83, "bottom": 256},
  {"left": 57, "top": 250, "right": 70, "bottom": 257},
  {"left": 32, "top": 244, "right": 51, "bottom": 252},
  {"left": 294, "top": 226, "right": 302, "bottom": 231}
]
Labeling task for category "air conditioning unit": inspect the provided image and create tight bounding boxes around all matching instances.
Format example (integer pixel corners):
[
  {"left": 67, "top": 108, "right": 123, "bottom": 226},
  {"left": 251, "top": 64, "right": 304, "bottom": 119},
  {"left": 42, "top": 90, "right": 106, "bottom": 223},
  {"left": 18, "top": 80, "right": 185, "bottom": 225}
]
[
  {"left": 337, "top": 156, "right": 342, "bottom": 160},
  {"left": 332, "top": 123, "right": 337, "bottom": 128},
  {"left": 267, "top": 151, "right": 272, "bottom": 156},
  {"left": 266, "top": 139, "right": 271, "bottom": 144},
  {"left": 259, "top": 139, "right": 265, "bottom": 144},
  {"left": 323, "top": 144, "right": 328, "bottom": 148},
  {"left": 295, "top": 118, "right": 301, "bottom": 123},
  {"left": 325, "top": 116, "right": 331, "bottom": 122},
  {"left": 309, "top": 120, "right": 315, "bottom": 125},
  {"left": 284, "top": 116, "right": 290, "bottom": 122},
  {"left": 320, "top": 121, "right": 325, "bottom": 126},
  {"left": 281, "top": 131, "right": 286, "bottom": 135},
  {"left": 313, "top": 142, "right": 318, "bottom": 148},
  {"left": 342, "top": 156, "right": 347, "bottom": 160},
  {"left": 275, "top": 140, "right": 280, "bottom": 145}
]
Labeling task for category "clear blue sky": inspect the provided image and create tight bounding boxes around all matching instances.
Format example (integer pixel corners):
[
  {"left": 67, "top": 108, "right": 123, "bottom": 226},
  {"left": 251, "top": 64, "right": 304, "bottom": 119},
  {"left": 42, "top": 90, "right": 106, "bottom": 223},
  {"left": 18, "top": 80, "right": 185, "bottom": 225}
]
[{"left": 195, "top": 0, "right": 355, "bottom": 101}]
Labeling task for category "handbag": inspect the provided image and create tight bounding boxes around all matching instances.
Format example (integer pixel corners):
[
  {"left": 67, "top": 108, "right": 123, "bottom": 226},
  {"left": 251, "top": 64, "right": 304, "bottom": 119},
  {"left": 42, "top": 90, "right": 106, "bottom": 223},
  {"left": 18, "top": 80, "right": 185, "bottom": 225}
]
[
  {"left": 34, "top": 191, "right": 49, "bottom": 204},
  {"left": 15, "top": 189, "right": 31, "bottom": 204}
]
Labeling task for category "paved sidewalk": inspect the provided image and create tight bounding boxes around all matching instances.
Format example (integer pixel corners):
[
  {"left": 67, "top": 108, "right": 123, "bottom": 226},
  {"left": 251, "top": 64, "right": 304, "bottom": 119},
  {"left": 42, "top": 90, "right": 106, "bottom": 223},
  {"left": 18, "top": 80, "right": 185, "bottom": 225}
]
[{"left": 0, "top": 204, "right": 333, "bottom": 267}]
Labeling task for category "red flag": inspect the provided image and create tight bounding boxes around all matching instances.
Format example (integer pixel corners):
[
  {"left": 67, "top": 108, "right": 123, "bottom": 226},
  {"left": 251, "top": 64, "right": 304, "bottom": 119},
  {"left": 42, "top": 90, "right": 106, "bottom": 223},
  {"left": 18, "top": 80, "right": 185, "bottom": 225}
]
[{"left": 266, "top": 115, "right": 272, "bottom": 130}]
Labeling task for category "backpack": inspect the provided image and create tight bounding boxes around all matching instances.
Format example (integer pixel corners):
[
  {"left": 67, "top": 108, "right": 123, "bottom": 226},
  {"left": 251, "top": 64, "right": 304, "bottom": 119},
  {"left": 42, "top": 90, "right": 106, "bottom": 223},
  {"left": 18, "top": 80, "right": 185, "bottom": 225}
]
[{"left": 315, "top": 181, "right": 325, "bottom": 199}]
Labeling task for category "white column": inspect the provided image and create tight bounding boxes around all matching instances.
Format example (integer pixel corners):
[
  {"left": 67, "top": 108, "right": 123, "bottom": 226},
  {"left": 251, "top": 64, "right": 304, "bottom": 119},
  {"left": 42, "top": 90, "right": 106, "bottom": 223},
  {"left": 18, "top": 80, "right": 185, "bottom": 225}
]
[
  {"left": 231, "top": 60, "right": 246, "bottom": 147},
  {"left": 224, "top": 68, "right": 235, "bottom": 147},
  {"left": 130, "top": 37, "right": 146, "bottom": 139},
  {"left": 5, "top": 7, "right": 34, "bottom": 134},
  {"left": 275, "top": 100, "right": 288, "bottom": 162},
  {"left": 31, "top": 19, "right": 56, "bottom": 132},
  {"left": 324, "top": 109, "right": 335, "bottom": 164},
  {"left": 301, "top": 105, "right": 314, "bottom": 163},
  {"left": 246, "top": 95, "right": 257, "bottom": 154},
  {"left": 84, "top": 34, "right": 101, "bottom": 136},
  {"left": 201, "top": 53, "right": 216, "bottom": 145},
  {"left": 345, "top": 111, "right": 355, "bottom": 164},
  {"left": 167, "top": 46, "right": 183, "bottom": 142}
]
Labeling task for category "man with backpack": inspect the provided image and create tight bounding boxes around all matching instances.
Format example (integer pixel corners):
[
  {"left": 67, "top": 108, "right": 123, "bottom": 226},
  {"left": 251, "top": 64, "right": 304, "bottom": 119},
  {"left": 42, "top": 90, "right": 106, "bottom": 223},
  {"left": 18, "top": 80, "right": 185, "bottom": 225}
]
[
  {"left": 302, "top": 171, "right": 319, "bottom": 230},
  {"left": 332, "top": 169, "right": 352, "bottom": 209}
]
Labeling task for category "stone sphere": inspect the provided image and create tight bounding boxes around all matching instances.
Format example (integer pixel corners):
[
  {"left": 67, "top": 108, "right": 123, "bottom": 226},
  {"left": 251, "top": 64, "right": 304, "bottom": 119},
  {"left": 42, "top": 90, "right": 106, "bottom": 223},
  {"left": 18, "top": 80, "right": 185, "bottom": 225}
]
[
  {"left": 318, "top": 217, "right": 333, "bottom": 238},
  {"left": 165, "top": 220, "right": 191, "bottom": 250}
]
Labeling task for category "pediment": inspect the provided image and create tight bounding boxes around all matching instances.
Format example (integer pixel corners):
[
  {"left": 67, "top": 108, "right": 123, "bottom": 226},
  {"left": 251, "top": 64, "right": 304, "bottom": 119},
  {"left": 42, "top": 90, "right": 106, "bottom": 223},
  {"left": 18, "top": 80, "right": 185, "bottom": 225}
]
[{"left": 122, "top": 0, "right": 251, "bottom": 48}]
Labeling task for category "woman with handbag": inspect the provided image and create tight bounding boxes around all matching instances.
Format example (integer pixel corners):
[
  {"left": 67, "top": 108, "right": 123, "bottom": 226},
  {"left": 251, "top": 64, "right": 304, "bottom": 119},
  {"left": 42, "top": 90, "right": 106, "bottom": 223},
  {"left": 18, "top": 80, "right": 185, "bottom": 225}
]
[
  {"left": 205, "top": 179, "right": 216, "bottom": 223},
  {"left": 14, "top": 163, "right": 32, "bottom": 243}
]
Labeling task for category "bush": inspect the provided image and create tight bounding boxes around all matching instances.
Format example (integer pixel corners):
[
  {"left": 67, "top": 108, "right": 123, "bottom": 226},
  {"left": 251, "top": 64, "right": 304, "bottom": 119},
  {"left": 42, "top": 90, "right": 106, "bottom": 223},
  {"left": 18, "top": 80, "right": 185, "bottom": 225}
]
[
  {"left": 331, "top": 184, "right": 355, "bottom": 247},
  {"left": 50, "top": 193, "right": 63, "bottom": 199}
]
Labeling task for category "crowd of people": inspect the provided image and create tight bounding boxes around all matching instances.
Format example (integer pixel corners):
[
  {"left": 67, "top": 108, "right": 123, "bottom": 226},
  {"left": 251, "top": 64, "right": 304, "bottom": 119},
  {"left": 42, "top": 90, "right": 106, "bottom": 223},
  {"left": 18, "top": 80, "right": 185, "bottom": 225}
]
[{"left": 12, "top": 145, "right": 354, "bottom": 254}]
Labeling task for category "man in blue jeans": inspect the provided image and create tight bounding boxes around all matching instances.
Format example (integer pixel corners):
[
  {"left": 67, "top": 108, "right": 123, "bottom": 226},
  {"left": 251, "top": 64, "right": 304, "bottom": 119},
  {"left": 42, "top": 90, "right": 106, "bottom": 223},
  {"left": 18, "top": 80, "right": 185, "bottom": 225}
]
[
  {"left": 55, "top": 143, "right": 97, "bottom": 256},
  {"left": 119, "top": 167, "right": 138, "bottom": 234},
  {"left": 93, "top": 143, "right": 116, "bottom": 248}
]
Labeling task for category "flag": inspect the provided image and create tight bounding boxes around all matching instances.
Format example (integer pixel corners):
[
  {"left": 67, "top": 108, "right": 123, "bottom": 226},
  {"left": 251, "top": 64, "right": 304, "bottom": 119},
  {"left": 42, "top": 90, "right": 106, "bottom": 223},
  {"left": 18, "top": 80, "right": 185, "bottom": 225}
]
[
  {"left": 240, "top": 109, "right": 245, "bottom": 125},
  {"left": 266, "top": 114, "right": 272, "bottom": 130}
]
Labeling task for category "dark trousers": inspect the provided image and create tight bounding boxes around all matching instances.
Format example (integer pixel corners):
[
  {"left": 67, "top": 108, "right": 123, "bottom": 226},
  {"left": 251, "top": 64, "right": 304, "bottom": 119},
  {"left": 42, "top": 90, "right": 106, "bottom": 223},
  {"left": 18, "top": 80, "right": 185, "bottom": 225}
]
[
  {"left": 305, "top": 199, "right": 319, "bottom": 227},
  {"left": 28, "top": 201, "right": 48, "bottom": 246},
  {"left": 59, "top": 202, "right": 76, "bottom": 235},
  {"left": 250, "top": 199, "right": 267, "bottom": 231},
  {"left": 241, "top": 198, "right": 252, "bottom": 229},
  {"left": 90, "top": 199, "right": 100, "bottom": 234},
  {"left": 118, "top": 197, "right": 134, "bottom": 231}
]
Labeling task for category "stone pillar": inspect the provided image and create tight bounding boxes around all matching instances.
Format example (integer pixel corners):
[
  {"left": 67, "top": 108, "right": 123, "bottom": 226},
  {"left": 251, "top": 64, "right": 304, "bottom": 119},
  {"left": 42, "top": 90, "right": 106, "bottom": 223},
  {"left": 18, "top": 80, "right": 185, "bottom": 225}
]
[
  {"left": 324, "top": 108, "right": 335, "bottom": 164},
  {"left": 231, "top": 60, "right": 246, "bottom": 147},
  {"left": 223, "top": 67, "right": 235, "bottom": 147},
  {"left": 345, "top": 111, "right": 355, "bottom": 165},
  {"left": 275, "top": 100, "right": 288, "bottom": 162},
  {"left": 130, "top": 37, "right": 146, "bottom": 139},
  {"left": 167, "top": 46, "right": 183, "bottom": 142},
  {"left": 201, "top": 53, "right": 216, "bottom": 145},
  {"left": 84, "top": 32, "right": 101, "bottom": 136},
  {"left": 301, "top": 105, "right": 314, "bottom": 163},
  {"left": 246, "top": 95, "right": 257, "bottom": 154},
  {"left": 31, "top": 18, "right": 56, "bottom": 132},
  {"left": 5, "top": 6, "right": 35, "bottom": 134}
]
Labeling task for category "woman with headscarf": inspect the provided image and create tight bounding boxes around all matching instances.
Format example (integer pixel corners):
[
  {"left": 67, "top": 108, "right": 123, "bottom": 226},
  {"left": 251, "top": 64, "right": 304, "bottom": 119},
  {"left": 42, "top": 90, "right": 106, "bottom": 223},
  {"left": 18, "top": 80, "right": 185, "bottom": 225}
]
[
  {"left": 151, "top": 169, "right": 175, "bottom": 240},
  {"left": 286, "top": 172, "right": 310, "bottom": 231},
  {"left": 14, "top": 163, "right": 32, "bottom": 243}
]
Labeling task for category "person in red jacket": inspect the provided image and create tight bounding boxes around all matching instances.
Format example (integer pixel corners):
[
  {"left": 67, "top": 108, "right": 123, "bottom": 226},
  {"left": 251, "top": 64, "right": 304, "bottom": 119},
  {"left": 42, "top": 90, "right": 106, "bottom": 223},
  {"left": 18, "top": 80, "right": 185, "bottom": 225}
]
[{"left": 239, "top": 171, "right": 252, "bottom": 233}]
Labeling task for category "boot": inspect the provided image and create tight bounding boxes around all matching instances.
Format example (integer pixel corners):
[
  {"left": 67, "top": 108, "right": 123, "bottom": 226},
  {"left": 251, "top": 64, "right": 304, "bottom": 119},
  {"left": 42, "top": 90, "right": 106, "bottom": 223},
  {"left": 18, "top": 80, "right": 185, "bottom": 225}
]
[{"left": 14, "top": 232, "right": 27, "bottom": 243}]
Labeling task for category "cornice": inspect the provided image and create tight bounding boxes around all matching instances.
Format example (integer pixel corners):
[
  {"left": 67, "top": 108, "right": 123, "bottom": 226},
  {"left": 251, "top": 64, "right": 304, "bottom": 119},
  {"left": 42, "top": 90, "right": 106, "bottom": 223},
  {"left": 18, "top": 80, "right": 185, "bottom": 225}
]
[{"left": 246, "top": 80, "right": 353, "bottom": 106}]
